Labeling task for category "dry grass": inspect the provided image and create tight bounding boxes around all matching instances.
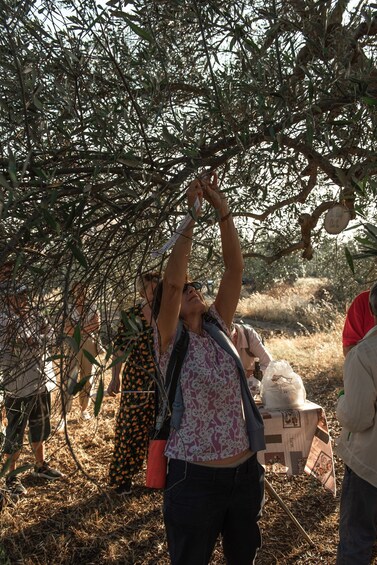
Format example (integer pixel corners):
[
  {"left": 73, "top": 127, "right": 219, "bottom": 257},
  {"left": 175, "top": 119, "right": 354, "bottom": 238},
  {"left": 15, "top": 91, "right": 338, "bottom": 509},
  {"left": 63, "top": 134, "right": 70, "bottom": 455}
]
[
  {"left": 1, "top": 278, "right": 376, "bottom": 564},
  {"left": 237, "top": 277, "right": 341, "bottom": 333}
]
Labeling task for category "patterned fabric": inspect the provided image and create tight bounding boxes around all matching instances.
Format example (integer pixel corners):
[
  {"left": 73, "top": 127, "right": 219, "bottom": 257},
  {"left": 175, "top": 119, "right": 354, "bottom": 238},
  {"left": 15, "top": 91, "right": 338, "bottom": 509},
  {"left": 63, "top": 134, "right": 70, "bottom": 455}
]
[
  {"left": 109, "top": 304, "right": 156, "bottom": 486},
  {"left": 154, "top": 305, "right": 249, "bottom": 463}
]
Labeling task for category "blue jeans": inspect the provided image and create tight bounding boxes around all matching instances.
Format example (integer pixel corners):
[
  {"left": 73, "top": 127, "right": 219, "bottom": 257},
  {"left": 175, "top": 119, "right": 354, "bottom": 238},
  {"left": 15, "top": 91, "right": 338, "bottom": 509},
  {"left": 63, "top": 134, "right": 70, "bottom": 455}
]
[
  {"left": 337, "top": 465, "right": 377, "bottom": 565},
  {"left": 163, "top": 454, "right": 265, "bottom": 565}
]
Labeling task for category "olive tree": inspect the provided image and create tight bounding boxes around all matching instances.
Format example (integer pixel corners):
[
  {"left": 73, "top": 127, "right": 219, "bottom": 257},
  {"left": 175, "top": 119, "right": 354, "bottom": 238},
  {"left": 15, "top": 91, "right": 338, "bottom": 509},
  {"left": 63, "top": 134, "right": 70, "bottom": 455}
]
[{"left": 0, "top": 0, "right": 376, "bottom": 294}]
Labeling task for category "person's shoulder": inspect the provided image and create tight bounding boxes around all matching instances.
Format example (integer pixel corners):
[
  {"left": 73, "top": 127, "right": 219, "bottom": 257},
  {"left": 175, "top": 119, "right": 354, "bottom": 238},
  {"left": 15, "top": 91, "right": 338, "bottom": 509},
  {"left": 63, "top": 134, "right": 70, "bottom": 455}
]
[
  {"left": 349, "top": 327, "right": 377, "bottom": 360},
  {"left": 239, "top": 322, "right": 257, "bottom": 334},
  {"left": 351, "top": 290, "right": 370, "bottom": 306},
  {"left": 359, "top": 325, "right": 377, "bottom": 345}
]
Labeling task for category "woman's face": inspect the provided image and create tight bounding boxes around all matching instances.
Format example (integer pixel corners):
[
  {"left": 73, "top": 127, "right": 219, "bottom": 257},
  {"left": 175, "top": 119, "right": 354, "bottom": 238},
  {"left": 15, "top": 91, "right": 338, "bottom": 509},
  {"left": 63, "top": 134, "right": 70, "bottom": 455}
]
[{"left": 179, "top": 283, "right": 206, "bottom": 319}]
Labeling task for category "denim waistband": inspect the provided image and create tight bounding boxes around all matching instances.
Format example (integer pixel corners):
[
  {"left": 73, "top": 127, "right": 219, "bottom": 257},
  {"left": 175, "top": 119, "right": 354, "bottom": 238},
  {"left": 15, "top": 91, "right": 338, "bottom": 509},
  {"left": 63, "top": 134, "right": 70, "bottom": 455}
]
[{"left": 168, "top": 454, "right": 257, "bottom": 479}]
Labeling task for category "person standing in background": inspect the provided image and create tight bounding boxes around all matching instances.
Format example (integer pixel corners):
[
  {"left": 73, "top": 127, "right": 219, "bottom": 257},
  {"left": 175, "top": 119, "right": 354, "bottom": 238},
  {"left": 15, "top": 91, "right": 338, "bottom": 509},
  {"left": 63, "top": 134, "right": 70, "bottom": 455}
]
[
  {"left": 107, "top": 272, "right": 160, "bottom": 495},
  {"left": 336, "top": 282, "right": 377, "bottom": 564},
  {"left": 0, "top": 283, "right": 63, "bottom": 498},
  {"left": 231, "top": 322, "right": 272, "bottom": 376},
  {"left": 60, "top": 282, "right": 102, "bottom": 426},
  {"left": 231, "top": 322, "right": 272, "bottom": 398},
  {"left": 342, "top": 288, "right": 374, "bottom": 357}
]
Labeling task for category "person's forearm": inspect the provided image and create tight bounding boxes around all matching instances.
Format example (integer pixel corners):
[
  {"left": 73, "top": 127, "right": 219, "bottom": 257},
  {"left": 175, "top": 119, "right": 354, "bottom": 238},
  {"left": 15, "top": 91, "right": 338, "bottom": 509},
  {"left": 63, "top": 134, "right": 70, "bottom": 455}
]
[
  {"left": 218, "top": 203, "right": 244, "bottom": 274},
  {"left": 83, "top": 320, "right": 99, "bottom": 334},
  {"left": 164, "top": 220, "right": 195, "bottom": 288},
  {"left": 112, "top": 364, "right": 122, "bottom": 381},
  {"left": 111, "top": 349, "right": 124, "bottom": 380}
]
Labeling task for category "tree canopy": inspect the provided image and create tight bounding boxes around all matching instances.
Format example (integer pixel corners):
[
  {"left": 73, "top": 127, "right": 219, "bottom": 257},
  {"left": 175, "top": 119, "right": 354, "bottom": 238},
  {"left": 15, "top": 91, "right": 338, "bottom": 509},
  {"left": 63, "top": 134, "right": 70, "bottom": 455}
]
[{"left": 0, "top": 0, "right": 376, "bottom": 299}]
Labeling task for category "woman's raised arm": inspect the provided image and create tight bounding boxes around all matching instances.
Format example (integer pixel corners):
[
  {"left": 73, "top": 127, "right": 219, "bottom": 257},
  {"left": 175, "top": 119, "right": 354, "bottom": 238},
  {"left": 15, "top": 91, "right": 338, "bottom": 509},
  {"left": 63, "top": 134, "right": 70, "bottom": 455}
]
[
  {"left": 203, "top": 174, "right": 243, "bottom": 330},
  {"left": 156, "top": 180, "right": 203, "bottom": 353}
]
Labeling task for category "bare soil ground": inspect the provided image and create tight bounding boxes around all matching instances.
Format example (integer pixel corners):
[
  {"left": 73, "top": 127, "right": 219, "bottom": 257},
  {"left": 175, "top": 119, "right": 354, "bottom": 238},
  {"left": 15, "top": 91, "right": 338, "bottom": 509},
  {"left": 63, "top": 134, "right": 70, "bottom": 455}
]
[{"left": 1, "top": 279, "right": 376, "bottom": 564}]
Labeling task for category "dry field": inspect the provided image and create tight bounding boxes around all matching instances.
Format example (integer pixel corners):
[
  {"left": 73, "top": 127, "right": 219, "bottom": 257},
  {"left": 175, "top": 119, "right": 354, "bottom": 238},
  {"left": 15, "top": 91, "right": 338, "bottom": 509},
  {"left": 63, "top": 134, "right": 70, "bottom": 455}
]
[{"left": 1, "top": 279, "right": 376, "bottom": 564}]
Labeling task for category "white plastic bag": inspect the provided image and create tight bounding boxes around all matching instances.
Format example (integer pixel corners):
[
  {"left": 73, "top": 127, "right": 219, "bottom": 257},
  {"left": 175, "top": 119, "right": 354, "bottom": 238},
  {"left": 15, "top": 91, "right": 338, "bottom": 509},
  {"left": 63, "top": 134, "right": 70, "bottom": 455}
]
[{"left": 260, "top": 360, "right": 306, "bottom": 409}]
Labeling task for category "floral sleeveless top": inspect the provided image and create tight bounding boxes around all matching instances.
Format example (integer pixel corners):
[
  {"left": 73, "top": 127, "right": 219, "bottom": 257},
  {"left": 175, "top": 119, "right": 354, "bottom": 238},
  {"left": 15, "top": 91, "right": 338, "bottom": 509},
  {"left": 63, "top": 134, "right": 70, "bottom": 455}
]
[{"left": 154, "top": 305, "right": 249, "bottom": 462}]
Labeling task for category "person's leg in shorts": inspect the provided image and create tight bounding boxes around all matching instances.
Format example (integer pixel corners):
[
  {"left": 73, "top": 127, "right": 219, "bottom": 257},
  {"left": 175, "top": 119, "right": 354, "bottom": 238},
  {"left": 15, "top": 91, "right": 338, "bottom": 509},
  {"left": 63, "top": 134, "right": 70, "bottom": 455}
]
[
  {"left": 29, "top": 391, "right": 51, "bottom": 467},
  {"left": 29, "top": 391, "right": 63, "bottom": 480},
  {"left": 2, "top": 394, "right": 35, "bottom": 494},
  {"left": 3, "top": 394, "right": 31, "bottom": 473}
]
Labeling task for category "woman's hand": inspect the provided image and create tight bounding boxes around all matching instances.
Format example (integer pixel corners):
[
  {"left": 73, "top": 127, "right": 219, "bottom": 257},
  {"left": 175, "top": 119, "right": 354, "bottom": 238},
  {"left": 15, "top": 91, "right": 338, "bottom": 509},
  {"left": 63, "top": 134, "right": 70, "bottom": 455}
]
[
  {"left": 186, "top": 178, "right": 203, "bottom": 214},
  {"left": 201, "top": 171, "right": 229, "bottom": 216}
]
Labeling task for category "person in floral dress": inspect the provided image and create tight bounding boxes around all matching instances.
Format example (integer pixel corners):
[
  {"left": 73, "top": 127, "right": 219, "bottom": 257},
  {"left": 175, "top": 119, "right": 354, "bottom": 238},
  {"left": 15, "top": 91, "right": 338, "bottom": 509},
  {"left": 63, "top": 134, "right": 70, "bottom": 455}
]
[{"left": 107, "top": 273, "right": 160, "bottom": 494}]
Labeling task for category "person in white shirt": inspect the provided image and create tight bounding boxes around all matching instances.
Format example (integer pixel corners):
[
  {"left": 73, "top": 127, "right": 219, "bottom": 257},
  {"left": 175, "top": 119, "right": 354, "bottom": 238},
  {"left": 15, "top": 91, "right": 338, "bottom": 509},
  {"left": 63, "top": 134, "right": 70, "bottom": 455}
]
[
  {"left": 0, "top": 283, "right": 63, "bottom": 498},
  {"left": 231, "top": 323, "right": 272, "bottom": 397},
  {"left": 231, "top": 322, "right": 272, "bottom": 376},
  {"left": 336, "top": 281, "right": 377, "bottom": 564}
]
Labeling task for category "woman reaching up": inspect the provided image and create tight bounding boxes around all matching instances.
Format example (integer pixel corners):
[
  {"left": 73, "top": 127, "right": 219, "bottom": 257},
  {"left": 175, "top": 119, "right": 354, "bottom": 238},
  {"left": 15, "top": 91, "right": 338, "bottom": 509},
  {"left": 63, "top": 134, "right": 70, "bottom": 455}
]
[{"left": 153, "top": 172, "right": 265, "bottom": 565}]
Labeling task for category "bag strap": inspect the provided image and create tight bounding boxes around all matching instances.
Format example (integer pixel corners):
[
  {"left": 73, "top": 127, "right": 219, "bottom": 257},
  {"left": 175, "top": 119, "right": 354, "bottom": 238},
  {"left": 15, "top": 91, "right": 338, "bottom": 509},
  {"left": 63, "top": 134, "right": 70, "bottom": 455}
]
[
  {"left": 165, "top": 322, "right": 189, "bottom": 410},
  {"left": 154, "top": 321, "right": 189, "bottom": 438}
]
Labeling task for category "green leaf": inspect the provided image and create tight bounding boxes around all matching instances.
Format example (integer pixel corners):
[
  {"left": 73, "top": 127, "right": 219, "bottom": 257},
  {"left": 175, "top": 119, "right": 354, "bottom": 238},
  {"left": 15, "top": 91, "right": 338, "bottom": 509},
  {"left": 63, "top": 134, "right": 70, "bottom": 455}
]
[
  {"left": 128, "top": 316, "right": 140, "bottom": 333},
  {"left": 42, "top": 208, "right": 60, "bottom": 232},
  {"left": 364, "top": 223, "right": 377, "bottom": 240},
  {"left": 306, "top": 115, "right": 314, "bottom": 146},
  {"left": 13, "top": 253, "right": 24, "bottom": 276},
  {"left": 354, "top": 250, "right": 377, "bottom": 259},
  {"left": 71, "top": 374, "right": 91, "bottom": 395},
  {"left": 46, "top": 353, "right": 65, "bottom": 362},
  {"left": 118, "top": 157, "right": 143, "bottom": 168},
  {"left": 113, "top": 12, "right": 153, "bottom": 42},
  {"left": 68, "top": 241, "right": 88, "bottom": 269},
  {"left": 107, "top": 346, "right": 133, "bottom": 368},
  {"left": 162, "top": 126, "right": 181, "bottom": 146},
  {"left": 362, "top": 96, "right": 377, "bottom": 106},
  {"left": 83, "top": 348, "right": 101, "bottom": 367},
  {"left": 8, "top": 153, "right": 18, "bottom": 186},
  {"left": 73, "top": 324, "right": 81, "bottom": 349},
  {"left": 120, "top": 310, "right": 142, "bottom": 336},
  {"left": 94, "top": 378, "right": 104, "bottom": 417},
  {"left": 0, "top": 173, "right": 10, "bottom": 189},
  {"left": 64, "top": 335, "right": 79, "bottom": 354},
  {"left": 104, "top": 343, "right": 113, "bottom": 362},
  {"left": 1, "top": 463, "right": 32, "bottom": 480},
  {"left": 206, "top": 245, "right": 213, "bottom": 261},
  {"left": 243, "top": 38, "right": 258, "bottom": 52},
  {"left": 33, "top": 95, "right": 44, "bottom": 111},
  {"left": 344, "top": 246, "right": 355, "bottom": 274}
]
